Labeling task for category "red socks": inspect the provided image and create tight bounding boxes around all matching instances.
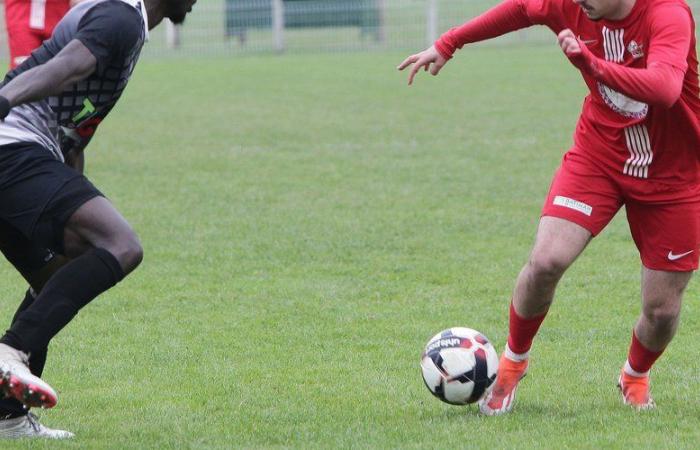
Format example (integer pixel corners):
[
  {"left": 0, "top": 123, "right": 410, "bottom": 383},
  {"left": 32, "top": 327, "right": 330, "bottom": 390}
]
[
  {"left": 626, "top": 330, "right": 664, "bottom": 376},
  {"left": 506, "top": 304, "right": 664, "bottom": 375},
  {"left": 506, "top": 302, "right": 547, "bottom": 355}
]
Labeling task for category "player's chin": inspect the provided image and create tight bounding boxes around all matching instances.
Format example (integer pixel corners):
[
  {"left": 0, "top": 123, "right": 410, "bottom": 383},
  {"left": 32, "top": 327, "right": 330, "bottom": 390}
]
[{"left": 168, "top": 11, "right": 188, "bottom": 24}]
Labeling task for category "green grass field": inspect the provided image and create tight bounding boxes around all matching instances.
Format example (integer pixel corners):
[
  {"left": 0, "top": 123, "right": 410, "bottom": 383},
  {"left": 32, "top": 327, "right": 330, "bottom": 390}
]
[{"left": 1, "top": 46, "right": 699, "bottom": 448}]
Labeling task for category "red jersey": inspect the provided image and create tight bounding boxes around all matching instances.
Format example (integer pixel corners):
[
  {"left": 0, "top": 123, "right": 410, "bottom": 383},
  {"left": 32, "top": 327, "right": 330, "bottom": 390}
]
[
  {"left": 4, "top": 0, "right": 71, "bottom": 68},
  {"left": 436, "top": 0, "right": 700, "bottom": 199}
]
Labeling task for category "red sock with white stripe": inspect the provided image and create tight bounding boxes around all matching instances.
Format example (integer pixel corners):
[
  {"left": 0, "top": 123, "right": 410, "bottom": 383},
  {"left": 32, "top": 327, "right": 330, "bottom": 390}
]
[
  {"left": 624, "top": 330, "right": 664, "bottom": 377},
  {"left": 505, "top": 302, "right": 547, "bottom": 361}
]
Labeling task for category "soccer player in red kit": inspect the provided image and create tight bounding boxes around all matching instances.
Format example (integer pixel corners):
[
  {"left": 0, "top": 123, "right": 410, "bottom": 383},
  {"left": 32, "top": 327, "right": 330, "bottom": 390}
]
[
  {"left": 399, "top": 0, "right": 700, "bottom": 413},
  {"left": 4, "top": 0, "right": 80, "bottom": 69}
]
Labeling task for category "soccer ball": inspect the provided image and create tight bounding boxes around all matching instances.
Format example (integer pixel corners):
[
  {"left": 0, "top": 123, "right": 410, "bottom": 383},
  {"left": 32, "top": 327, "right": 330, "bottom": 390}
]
[{"left": 420, "top": 327, "right": 499, "bottom": 405}]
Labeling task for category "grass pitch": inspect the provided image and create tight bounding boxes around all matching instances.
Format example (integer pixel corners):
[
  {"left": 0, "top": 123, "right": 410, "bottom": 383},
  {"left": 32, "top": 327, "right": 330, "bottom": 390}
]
[{"left": 0, "top": 45, "right": 699, "bottom": 448}]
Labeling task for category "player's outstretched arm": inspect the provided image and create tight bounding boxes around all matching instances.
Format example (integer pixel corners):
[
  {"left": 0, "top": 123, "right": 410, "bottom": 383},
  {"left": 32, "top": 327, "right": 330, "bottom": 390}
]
[
  {"left": 398, "top": 0, "right": 537, "bottom": 85},
  {"left": 397, "top": 46, "right": 449, "bottom": 85},
  {"left": 0, "top": 39, "right": 97, "bottom": 120}
]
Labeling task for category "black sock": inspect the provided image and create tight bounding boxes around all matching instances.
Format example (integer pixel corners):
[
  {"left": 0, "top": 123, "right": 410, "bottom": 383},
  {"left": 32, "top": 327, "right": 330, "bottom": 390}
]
[
  {"left": 6, "top": 289, "right": 47, "bottom": 375},
  {"left": 0, "top": 290, "right": 38, "bottom": 419},
  {"left": 10, "top": 289, "right": 36, "bottom": 324},
  {"left": 1, "top": 248, "right": 124, "bottom": 354}
]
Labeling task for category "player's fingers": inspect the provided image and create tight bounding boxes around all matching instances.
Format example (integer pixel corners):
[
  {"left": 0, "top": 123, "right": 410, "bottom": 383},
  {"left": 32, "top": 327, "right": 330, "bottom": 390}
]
[
  {"left": 430, "top": 62, "right": 444, "bottom": 76},
  {"left": 408, "top": 59, "right": 429, "bottom": 85},
  {"left": 558, "top": 37, "right": 566, "bottom": 50},
  {"left": 408, "top": 64, "right": 421, "bottom": 85},
  {"left": 560, "top": 37, "right": 575, "bottom": 52},
  {"left": 565, "top": 39, "right": 581, "bottom": 56},
  {"left": 558, "top": 35, "right": 573, "bottom": 51},
  {"left": 397, "top": 54, "right": 419, "bottom": 71},
  {"left": 557, "top": 28, "right": 575, "bottom": 43}
]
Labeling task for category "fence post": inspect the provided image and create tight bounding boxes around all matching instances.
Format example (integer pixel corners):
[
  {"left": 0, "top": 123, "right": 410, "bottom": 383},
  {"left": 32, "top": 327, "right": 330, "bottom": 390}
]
[
  {"left": 272, "top": 0, "right": 285, "bottom": 52},
  {"left": 377, "top": 0, "right": 386, "bottom": 44},
  {"left": 166, "top": 20, "right": 181, "bottom": 49},
  {"left": 426, "top": 0, "right": 438, "bottom": 47}
]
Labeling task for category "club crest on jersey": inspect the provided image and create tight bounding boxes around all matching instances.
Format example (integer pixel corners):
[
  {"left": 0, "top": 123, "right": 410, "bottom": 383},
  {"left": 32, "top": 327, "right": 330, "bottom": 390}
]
[{"left": 627, "top": 40, "right": 644, "bottom": 59}]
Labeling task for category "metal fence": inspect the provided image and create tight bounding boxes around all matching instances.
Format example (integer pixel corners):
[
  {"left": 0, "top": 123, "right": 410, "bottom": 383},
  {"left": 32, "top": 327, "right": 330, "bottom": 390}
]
[
  {"left": 148, "top": 0, "right": 553, "bottom": 56},
  {"left": 0, "top": 0, "right": 558, "bottom": 59},
  {"left": 1, "top": 0, "right": 699, "bottom": 58}
]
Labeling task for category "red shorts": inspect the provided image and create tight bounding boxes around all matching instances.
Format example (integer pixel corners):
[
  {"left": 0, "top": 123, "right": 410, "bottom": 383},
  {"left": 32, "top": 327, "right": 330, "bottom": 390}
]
[
  {"left": 4, "top": 0, "right": 70, "bottom": 69},
  {"left": 542, "top": 152, "right": 700, "bottom": 271}
]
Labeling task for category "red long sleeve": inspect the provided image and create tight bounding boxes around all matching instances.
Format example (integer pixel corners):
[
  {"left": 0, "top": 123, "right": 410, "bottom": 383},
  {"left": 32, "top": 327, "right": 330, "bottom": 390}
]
[
  {"left": 568, "top": 4, "right": 691, "bottom": 108},
  {"left": 435, "top": 0, "right": 533, "bottom": 59}
]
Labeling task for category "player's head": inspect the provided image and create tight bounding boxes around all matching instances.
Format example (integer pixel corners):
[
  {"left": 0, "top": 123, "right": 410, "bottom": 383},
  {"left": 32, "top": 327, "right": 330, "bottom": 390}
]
[
  {"left": 572, "top": 0, "right": 630, "bottom": 21},
  {"left": 164, "top": 0, "right": 197, "bottom": 24}
]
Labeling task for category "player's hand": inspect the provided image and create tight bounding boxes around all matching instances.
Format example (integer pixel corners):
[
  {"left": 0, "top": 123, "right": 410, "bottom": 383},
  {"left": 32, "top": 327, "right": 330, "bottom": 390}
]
[
  {"left": 397, "top": 46, "right": 449, "bottom": 86},
  {"left": 557, "top": 29, "right": 581, "bottom": 57},
  {"left": 558, "top": 28, "right": 597, "bottom": 74}
]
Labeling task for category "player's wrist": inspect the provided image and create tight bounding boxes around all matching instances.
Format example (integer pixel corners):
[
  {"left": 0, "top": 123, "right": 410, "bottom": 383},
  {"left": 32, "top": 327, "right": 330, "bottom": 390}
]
[
  {"left": 434, "top": 38, "right": 454, "bottom": 60},
  {"left": 576, "top": 41, "right": 599, "bottom": 76},
  {"left": 0, "top": 96, "right": 10, "bottom": 121}
]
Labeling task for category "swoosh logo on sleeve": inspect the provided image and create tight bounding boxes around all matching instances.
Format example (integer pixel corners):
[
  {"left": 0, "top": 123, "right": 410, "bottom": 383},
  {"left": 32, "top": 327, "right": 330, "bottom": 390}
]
[{"left": 577, "top": 35, "right": 597, "bottom": 45}]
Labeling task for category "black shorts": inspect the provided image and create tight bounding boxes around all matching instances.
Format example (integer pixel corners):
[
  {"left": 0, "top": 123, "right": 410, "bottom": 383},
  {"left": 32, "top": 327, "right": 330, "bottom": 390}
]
[
  {"left": 0, "top": 218, "right": 55, "bottom": 274},
  {"left": 0, "top": 141, "right": 102, "bottom": 256}
]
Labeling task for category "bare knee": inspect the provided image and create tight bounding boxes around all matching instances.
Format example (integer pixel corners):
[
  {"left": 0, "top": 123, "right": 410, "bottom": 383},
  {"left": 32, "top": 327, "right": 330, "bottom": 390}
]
[
  {"left": 103, "top": 230, "right": 143, "bottom": 275},
  {"left": 527, "top": 253, "right": 571, "bottom": 285},
  {"left": 64, "top": 197, "right": 144, "bottom": 274},
  {"left": 643, "top": 301, "right": 681, "bottom": 330},
  {"left": 114, "top": 231, "right": 143, "bottom": 274}
]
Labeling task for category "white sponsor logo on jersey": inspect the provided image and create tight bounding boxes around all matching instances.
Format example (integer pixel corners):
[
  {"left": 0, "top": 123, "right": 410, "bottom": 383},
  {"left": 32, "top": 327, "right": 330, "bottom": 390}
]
[
  {"left": 598, "top": 83, "right": 649, "bottom": 119},
  {"left": 553, "top": 196, "right": 593, "bottom": 216}
]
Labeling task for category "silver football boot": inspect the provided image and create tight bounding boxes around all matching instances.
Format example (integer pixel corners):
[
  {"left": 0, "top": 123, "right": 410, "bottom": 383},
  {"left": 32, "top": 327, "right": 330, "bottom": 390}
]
[{"left": 0, "top": 413, "right": 74, "bottom": 439}]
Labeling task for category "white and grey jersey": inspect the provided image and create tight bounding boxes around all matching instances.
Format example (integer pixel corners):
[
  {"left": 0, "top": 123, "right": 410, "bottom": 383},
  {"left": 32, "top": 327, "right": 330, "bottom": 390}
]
[{"left": 0, "top": 0, "right": 148, "bottom": 160}]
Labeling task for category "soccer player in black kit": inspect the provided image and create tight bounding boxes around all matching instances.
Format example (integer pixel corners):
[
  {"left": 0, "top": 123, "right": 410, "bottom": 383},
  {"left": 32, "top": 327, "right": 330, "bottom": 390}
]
[{"left": 0, "top": 0, "right": 196, "bottom": 438}]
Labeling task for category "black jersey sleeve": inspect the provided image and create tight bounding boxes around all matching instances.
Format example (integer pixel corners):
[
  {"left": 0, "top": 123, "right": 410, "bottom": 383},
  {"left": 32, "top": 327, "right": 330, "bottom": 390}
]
[{"left": 74, "top": 1, "right": 143, "bottom": 76}]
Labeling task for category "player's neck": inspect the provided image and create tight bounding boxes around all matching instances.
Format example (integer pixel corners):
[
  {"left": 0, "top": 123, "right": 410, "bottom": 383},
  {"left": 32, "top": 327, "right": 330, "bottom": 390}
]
[{"left": 605, "top": 0, "right": 636, "bottom": 21}]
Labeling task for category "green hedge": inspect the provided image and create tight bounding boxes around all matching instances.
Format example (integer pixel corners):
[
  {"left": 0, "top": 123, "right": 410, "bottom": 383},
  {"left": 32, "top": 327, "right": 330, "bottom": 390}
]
[{"left": 225, "top": 0, "right": 380, "bottom": 35}]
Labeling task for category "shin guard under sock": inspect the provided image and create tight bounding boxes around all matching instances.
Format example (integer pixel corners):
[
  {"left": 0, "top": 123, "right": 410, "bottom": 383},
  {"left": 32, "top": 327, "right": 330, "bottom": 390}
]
[
  {"left": 626, "top": 330, "right": 664, "bottom": 376},
  {"left": 1, "top": 248, "right": 124, "bottom": 355},
  {"left": 506, "top": 302, "right": 547, "bottom": 356}
]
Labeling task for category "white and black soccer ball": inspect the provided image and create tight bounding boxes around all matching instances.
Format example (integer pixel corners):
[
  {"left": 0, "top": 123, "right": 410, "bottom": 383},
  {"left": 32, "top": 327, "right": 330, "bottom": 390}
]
[{"left": 420, "top": 327, "right": 499, "bottom": 405}]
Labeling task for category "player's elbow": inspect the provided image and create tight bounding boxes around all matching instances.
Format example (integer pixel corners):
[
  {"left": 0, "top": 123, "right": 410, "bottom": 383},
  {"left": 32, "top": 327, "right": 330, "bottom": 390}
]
[
  {"left": 653, "top": 86, "right": 682, "bottom": 109},
  {"left": 649, "top": 65, "right": 684, "bottom": 109}
]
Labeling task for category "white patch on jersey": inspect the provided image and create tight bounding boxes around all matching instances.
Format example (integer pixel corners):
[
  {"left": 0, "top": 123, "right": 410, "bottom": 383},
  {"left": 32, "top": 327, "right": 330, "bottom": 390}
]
[
  {"left": 29, "top": 0, "right": 46, "bottom": 29},
  {"left": 553, "top": 196, "right": 593, "bottom": 216},
  {"left": 598, "top": 83, "right": 649, "bottom": 118}
]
